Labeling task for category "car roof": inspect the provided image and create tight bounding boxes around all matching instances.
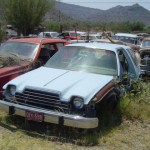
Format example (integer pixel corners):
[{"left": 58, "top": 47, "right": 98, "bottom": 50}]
[
  {"left": 66, "top": 42, "right": 129, "bottom": 52},
  {"left": 7, "top": 37, "right": 67, "bottom": 44},
  {"left": 115, "top": 33, "right": 138, "bottom": 38}
]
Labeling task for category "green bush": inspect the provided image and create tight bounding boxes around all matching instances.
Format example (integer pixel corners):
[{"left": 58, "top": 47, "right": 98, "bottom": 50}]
[{"left": 119, "top": 82, "right": 150, "bottom": 121}]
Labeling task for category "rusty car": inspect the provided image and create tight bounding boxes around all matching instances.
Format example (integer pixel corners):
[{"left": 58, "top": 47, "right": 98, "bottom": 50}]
[
  {"left": 0, "top": 37, "right": 69, "bottom": 97},
  {"left": 0, "top": 42, "right": 141, "bottom": 129}
]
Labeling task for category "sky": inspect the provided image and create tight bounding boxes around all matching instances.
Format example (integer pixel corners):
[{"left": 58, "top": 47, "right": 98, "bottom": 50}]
[{"left": 58, "top": 0, "right": 150, "bottom": 11}]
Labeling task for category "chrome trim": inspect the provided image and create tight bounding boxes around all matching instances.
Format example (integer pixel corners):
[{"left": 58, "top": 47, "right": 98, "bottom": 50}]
[
  {"left": 0, "top": 100, "right": 98, "bottom": 129},
  {"left": 95, "top": 87, "right": 114, "bottom": 103}
]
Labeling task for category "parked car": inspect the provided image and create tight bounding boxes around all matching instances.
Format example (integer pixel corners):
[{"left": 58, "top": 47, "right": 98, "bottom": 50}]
[
  {"left": 140, "top": 37, "right": 150, "bottom": 48},
  {"left": 6, "top": 25, "right": 17, "bottom": 37},
  {"left": 70, "top": 33, "right": 102, "bottom": 43},
  {"left": 58, "top": 31, "right": 81, "bottom": 40},
  {"left": 140, "top": 49, "right": 150, "bottom": 77},
  {"left": 113, "top": 33, "right": 142, "bottom": 45},
  {"left": 38, "top": 31, "right": 59, "bottom": 38},
  {"left": 139, "top": 37, "right": 150, "bottom": 78},
  {"left": 0, "top": 37, "right": 69, "bottom": 97},
  {"left": 137, "top": 33, "right": 149, "bottom": 38},
  {"left": 0, "top": 43, "right": 141, "bottom": 129}
]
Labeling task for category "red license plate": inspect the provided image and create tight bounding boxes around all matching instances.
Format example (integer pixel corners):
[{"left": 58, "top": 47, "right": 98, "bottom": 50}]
[{"left": 25, "top": 111, "right": 44, "bottom": 122}]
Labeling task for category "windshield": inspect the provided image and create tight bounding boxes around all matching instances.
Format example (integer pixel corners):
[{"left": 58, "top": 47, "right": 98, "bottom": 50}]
[
  {"left": 141, "top": 40, "right": 150, "bottom": 47},
  {"left": 119, "top": 37, "right": 137, "bottom": 44},
  {"left": 0, "top": 41, "right": 39, "bottom": 60},
  {"left": 45, "top": 46, "right": 118, "bottom": 76},
  {"left": 113, "top": 36, "right": 139, "bottom": 45},
  {"left": 50, "top": 32, "right": 59, "bottom": 37}
]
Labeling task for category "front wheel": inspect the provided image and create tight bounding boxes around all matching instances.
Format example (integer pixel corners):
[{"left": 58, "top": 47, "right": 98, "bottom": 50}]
[{"left": 96, "top": 92, "right": 119, "bottom": 115}]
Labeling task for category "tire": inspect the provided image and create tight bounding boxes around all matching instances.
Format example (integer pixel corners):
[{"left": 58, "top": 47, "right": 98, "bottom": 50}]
[
  {"left": 96, "top": 92, "right": 119, "bottom": 115},
  {"left": 105, "top": 92, "right": 118, "bottom": 110}
]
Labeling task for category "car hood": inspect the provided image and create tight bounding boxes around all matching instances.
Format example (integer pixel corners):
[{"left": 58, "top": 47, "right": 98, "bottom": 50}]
[
  {"left": 0, "top": 61, "right": 31, "bottom": 77},
  {"left": 4, "top": 67, "right": 114, "bottom": 104},
  {"left": 0, "top": 66, "right": 20, "bottom": 77}
]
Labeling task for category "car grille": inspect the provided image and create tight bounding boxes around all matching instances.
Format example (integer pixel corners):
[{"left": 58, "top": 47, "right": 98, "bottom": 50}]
[
  {"left": 15, "top": 88, "right": 70, "bottom": 113},
  {"left": 141, "top": 59, "right": 150, "bottom": 66}
]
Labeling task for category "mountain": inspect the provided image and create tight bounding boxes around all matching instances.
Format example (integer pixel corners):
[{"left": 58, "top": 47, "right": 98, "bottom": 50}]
[
  {"left": 1, "top": 2, "right": 150, "bottom": 25},
  {"left": 47, "top": 2, "right": 150, "bottom": 24}
]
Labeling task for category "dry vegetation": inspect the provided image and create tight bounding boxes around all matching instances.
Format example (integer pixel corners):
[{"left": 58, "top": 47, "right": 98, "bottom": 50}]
[
  {"left": 0, "top": 55, "right": 21, "bottom": 68},
  {"left": 0, "top": 82, "right": 150, "bottom": 150}
]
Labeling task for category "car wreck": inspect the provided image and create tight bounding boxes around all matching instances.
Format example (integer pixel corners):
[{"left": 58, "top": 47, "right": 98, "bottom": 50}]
[
  {"left": 0, "top": 43, "right": 141, "bottom": 129},
  {"left": 0, "top": 37, "right": 68, "bottom": 97},
  {"left": 140, "top": 49, "right": 150, "bottom": 76},
  {"left": 140, "top": 37, "right": 150, "bottom": 78}
]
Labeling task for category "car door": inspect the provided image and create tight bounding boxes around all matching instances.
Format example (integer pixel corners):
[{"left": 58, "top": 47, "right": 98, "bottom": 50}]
[
  {"left": 117, "top": 48, "right": 141, "bottom": 78},
  {"left": 116, "top": 48, "right": 141, "bottom": 93}
]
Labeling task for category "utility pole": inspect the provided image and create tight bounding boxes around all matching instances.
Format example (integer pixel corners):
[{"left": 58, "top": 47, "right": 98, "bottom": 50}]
[
  {"left": 0, "top": 22, "right": 2, "bottom": 44},
  {"left": 58, "top": 9, "right": 62, "bottom": 33},
  {"left": 58, "top": 0, "right": 62, "bottom": 33}
]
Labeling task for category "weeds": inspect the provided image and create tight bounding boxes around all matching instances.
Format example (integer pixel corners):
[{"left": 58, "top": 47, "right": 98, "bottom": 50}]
[{"left": 119, "top": 82, "right": 150, "bottom": 121}]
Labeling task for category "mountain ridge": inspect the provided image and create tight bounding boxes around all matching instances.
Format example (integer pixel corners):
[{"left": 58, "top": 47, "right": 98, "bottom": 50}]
[{"left": 48, "top": 2, "right": 150, "bottom": 24}]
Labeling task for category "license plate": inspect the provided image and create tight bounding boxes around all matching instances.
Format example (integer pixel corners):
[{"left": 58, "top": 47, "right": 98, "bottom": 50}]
[{"left": 25, "top": 111, "right": 44, "bottom": 122}]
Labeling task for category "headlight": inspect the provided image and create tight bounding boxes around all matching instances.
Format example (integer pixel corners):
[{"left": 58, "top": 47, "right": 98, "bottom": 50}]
[
  {"left": 73, "top": 97, "right": 84, "bottom": 109},
  {"left": 7, "top": 85, "right": 16, "bottom": 96}
]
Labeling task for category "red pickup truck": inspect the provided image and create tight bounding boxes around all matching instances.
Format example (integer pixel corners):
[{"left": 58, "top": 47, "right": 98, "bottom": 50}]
[{"left": 0, "top": 37, "right": 69, "bottom": 97}]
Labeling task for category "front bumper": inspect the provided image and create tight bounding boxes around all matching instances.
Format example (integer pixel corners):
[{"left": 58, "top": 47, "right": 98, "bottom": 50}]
[{"left": 0, "top": 100, "right": 98, "bottom": 129}]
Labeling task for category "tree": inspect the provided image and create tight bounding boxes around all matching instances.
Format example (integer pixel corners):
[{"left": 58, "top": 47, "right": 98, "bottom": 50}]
[{"left": 4, "top": 0, "right": 55, "bottom": 36}]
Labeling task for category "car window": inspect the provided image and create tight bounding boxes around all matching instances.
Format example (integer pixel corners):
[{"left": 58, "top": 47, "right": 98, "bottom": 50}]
[
  {"left": 61, "top": 32, "right": 69, "bottom": 36},
  {"left": 50, "top": 32, "right": 59, "bottom": 37},
  {"left": 45, "top": 46, "right": 118, "bottom": 76},
  {"left": 117, "top": 48, "right": 138, "bottom": 77},
  {"left": 141, "top": 40, "right": 150, "bottom": 47},
  {"left": 117, "top": 49, "right": 129, "bottom": 75},
  {"left": 42, "top": 44, "right": 57, "bottom": 56},
  {"left": 126, "top": 48, "right": 139, "bottom": 66},
  {"left": 0, "top": 41, "right": 38, "bottom": 59},
  {"left": 55, "top": 43, "right": 64, "bottom": 49}
]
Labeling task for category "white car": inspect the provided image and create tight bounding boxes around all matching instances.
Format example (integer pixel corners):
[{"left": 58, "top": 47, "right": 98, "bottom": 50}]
[
  {"left": 70, "top": 34, "right": 102, "bottom": 43},
  {"left": 113, "top": 33, "right": 141, "bottom": 45},
  {"left": 38, "top": 31, "right": 59, "bottom": 38},
  {"left": 0, "top": 43, "right": 141, "bottom": 129}
]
